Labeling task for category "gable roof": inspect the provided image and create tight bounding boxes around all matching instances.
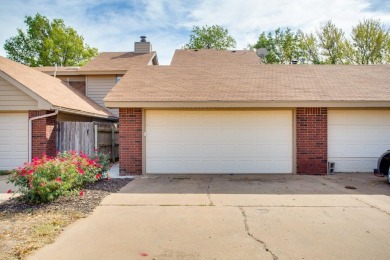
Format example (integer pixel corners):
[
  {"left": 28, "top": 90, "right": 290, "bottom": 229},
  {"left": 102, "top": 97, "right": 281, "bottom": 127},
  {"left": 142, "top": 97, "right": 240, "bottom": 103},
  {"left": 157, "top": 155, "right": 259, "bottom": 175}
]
[
  {"left": 170, "top": 49, "right": 260, "bottom": 66},
  {"left": 104, "top": 65, "right": 390, "bottom": 108},
  {"left": 0, "top": 56, "right": 116, "bottom": 119},
  {"left": 33, "top": 52, "right": 158, "bottom": 76},
  {"left": 33, "top": 66, "right": 81, "bottom": 74},
  {"left": 80, "top": 51, "right": 158, "bottom": 72}
]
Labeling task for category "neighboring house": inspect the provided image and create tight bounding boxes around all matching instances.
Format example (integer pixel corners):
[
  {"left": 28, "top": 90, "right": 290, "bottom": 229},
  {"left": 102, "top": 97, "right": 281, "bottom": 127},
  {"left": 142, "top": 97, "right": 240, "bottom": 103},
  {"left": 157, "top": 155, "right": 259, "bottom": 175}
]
[
  {"left": 36, "top": 37, "right": 158, "bottom": 117},
  {"left": 0, "top": 56, "right": 116, "bottom": 170},
  {"left": 170, "top": 49, "right": 260, "bottom": 65},
  {"left": 104, "top": 63, "right": 390, "bottom": 175}
]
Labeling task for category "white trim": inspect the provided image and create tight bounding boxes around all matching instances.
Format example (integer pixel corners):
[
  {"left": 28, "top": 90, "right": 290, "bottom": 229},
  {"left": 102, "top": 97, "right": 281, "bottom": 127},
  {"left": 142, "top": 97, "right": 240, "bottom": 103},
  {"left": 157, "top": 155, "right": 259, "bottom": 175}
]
[{"left": 105, "top": 101, "right": 390, "bottom": 108}]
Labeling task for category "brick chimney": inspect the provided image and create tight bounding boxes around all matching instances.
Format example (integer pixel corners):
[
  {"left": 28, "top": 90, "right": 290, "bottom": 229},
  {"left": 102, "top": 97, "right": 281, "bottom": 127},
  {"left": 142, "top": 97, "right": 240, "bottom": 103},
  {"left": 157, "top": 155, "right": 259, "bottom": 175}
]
[{"left": 134, "top": 36, "right": 152, "bottom": 54}]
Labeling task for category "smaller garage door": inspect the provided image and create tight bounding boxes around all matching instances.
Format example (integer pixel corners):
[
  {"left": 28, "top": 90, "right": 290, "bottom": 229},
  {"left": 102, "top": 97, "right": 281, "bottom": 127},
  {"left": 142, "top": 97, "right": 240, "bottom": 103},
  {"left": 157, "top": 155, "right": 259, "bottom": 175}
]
[
  {"left": 328, "top": 110, "right": 390, "bottom": 172},
  {"left": 0, "top": 113, "right": 28, "bottom": 170}
]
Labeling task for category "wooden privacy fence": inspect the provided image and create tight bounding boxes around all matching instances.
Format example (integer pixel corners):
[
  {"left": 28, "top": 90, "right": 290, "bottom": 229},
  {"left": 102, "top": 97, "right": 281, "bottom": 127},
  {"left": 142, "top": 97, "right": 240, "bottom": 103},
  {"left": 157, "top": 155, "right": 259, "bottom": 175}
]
[{"left": 56, "top": 121, "right": 119, "bottom": 161}]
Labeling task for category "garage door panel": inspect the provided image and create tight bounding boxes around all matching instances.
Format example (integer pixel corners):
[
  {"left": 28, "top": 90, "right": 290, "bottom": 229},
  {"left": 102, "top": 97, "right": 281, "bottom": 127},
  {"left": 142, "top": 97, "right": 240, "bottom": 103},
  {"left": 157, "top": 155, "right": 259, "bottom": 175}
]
[
  {"left": 146, "top": 110, "right": 292, "bottom": 174},
  {"left": 201, "top": 144, "right": 219, "bottom": 154},
  {"left": 219, "top": 128, "right": 239, "bottom": 141},
  {"left": 237, "top": 144, "right": 256, "bottom": 156},
  {"left": 235, "top": 160, "right": 255, "bottom": 170},
  {"left": 238, "top": 128, "right": 257, "bottom": 141},
  {"left": 236, "top": 113, "right": 256, "bottom": 125},
  {"left": 328, "top": 110, "right": 390, "bottom": 172}
]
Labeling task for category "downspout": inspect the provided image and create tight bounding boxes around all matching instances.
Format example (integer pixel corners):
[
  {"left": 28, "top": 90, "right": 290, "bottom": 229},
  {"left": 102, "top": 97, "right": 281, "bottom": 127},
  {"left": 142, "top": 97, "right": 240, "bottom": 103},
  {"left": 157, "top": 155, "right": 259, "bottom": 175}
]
[{"left": 28, "top": 110, "right": 59, "bottom": 162}]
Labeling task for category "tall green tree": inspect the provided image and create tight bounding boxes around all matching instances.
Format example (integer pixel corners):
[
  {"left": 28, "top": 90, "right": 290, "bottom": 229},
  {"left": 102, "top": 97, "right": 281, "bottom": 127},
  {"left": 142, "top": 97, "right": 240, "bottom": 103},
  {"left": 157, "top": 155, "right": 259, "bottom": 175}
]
[
  {"left": 4, "top": 13, "right": 98, "bottom": 67},
  {"left": 184, "top": 25, "right": 236, "bottom": 50},
  {"left": 252, "top": 32, "right": 279, "bottom": 63},
  {"left": 317, "top": 21, "right": 346, "bottom": 64},
  {"left": 253, "top": 28, "right": 300, "bottom": 64},
  {"left": 350, "top": 19, "right": 389, "bottom": 64}
]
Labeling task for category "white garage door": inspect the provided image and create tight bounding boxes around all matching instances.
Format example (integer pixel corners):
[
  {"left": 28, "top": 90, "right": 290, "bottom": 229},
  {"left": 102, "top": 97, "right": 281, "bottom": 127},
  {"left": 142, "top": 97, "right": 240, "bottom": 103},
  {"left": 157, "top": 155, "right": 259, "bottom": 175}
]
[
  {"left": 0, "top": 113, "right": 28, "bottom": 170},
  {"left": 146, "top": 110, "right": 292, "bottom": 174},
  {"left": 328, "top": 110, "right": 390, "bottom": 172}
]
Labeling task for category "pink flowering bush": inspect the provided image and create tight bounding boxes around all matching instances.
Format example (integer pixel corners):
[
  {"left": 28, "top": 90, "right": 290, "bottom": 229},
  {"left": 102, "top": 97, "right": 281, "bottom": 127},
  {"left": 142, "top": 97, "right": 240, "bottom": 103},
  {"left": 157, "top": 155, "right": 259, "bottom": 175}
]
[{"left": 8, "top": 151, "right": 108, "bottom": 203}]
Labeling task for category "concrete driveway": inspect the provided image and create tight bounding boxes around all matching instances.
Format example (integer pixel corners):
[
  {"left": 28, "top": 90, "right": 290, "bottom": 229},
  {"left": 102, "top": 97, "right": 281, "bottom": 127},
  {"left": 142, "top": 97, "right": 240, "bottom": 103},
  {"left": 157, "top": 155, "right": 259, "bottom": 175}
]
[{"left": 30, "top": 173, "right": 390, "bottom": 260}]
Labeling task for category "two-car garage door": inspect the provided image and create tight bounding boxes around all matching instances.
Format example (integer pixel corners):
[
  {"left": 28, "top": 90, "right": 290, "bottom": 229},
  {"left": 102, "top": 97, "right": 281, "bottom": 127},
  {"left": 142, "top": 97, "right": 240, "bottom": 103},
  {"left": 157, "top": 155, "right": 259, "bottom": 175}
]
[
  {"left": 146, "top": 110, "right": 293, "bottom": 174},
  {"left": 0, "top": 113, "right": 28, "bottom": 170}
]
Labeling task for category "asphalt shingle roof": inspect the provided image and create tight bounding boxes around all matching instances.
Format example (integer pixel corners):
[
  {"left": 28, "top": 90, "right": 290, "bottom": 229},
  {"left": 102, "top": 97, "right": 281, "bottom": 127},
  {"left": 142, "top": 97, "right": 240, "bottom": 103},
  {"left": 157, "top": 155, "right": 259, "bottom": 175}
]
[
  {"left": 105, "top": 65, "right": 390, "bottom": 103},
  {"left": 80, "top": 52, "right": 157, "bottom": 71},
  {"left": 0, "top": 56, "right": 116, "bottom": 118},
  {"left": 170, "top": 49, "right": 260, "bottom": 66}
]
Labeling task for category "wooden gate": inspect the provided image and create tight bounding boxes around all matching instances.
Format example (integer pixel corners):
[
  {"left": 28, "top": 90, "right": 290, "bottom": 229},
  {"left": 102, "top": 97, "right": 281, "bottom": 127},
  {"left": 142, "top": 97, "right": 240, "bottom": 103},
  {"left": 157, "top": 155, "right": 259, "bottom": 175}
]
[{"left": 56, "top": 121, "right": 119, "bottom": 161}]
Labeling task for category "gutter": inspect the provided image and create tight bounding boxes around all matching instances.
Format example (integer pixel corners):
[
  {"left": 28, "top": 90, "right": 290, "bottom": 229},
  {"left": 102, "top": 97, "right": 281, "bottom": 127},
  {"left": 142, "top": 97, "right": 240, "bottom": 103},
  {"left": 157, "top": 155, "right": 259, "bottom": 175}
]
[{"left": 28, "top": 110, "right": 59, "bottom": 162}]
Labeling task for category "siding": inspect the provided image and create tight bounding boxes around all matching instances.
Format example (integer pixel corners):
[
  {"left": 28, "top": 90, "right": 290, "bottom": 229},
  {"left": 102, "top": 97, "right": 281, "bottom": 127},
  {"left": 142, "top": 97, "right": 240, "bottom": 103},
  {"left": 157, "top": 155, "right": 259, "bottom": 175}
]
[
  {"left": 86, "top": 75, "right": 118, "bottom": 116},
  {"left": 0, "top": 77, "right": 38, "bottom": 110}
]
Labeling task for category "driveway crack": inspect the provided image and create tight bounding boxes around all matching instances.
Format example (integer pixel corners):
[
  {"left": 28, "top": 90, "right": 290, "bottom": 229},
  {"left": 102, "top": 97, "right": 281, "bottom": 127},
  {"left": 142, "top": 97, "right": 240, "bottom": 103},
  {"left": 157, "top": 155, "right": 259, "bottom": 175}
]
[
  {"left": 352, "top": 196, "right": 390, "bottom": 216},
  {"left": 207, "top": 177, "right": 214, "bottom": 206},
  {"left": 238, "top": 207, "right": 278, "bottom": 260}
]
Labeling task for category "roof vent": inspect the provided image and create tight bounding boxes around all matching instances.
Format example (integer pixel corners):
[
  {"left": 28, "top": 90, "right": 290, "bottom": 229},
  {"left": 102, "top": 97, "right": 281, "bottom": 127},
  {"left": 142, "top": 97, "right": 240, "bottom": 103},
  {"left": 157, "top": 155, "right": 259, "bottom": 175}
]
[
  {"left": 292, "top": 59, "right": 298, "bottom": 64},
  {"left": 134, "top": 36, "right": 152, "bottom": 53}
]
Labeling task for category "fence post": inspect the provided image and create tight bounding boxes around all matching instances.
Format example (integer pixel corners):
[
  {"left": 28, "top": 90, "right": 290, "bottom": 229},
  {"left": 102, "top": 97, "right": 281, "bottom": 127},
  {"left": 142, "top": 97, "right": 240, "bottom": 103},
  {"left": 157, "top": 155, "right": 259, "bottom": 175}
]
[
  {"left": 94, "top": 124, "right": 98, "bottom": 153},
  {"left": 111, "top": 125, "right": 115, "bottom": 162}
]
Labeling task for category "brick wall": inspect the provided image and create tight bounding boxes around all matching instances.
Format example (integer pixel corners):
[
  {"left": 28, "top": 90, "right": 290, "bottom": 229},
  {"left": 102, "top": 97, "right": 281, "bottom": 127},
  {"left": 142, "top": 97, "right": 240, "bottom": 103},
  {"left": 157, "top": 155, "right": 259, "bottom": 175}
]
[
  {"left": 119, "top": 108, "right": 142, "bottom": 175},
  {"left": 29, "top": 111, "right": 57, "bottom": 159},
  {"left": 296, "top": 108, "right": 328, "bottom": 175}
]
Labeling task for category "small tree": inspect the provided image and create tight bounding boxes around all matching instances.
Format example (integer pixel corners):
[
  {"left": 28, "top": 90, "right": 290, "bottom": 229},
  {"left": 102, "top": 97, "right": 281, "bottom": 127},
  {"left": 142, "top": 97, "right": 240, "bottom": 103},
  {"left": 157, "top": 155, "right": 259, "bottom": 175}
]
[
  {"left": 184, "top": 25, "right": 236, "bottom": 50},
  {"left": 4, "top": 13, "right": 98, "bottom": 67}
]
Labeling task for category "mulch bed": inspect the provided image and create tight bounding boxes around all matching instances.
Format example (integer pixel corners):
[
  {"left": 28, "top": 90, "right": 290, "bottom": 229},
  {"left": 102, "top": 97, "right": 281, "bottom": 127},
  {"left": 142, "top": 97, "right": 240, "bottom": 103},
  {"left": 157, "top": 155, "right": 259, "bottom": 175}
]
[{"left": 0, "top": 178, "right": 132, "bottom": 214}]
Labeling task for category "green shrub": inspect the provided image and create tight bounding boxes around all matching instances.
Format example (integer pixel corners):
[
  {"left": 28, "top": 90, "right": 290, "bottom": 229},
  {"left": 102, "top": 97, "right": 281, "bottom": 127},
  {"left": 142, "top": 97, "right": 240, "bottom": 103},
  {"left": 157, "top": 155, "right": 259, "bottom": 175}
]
[
  {"left": 8, "top": 151, "right": 106, "bottom": 203},
  {"left": 89, "top": 152, "right": 111, "bottom": 177}
]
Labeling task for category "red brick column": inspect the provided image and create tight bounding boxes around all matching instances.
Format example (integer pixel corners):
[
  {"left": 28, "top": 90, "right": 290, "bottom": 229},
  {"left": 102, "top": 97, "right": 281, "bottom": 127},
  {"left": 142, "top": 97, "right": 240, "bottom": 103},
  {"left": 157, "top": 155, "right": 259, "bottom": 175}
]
[
  {"left": 29, "top": 111, "right": 57, "bottom": 159},
  {"left": 119, "top": 108, "right": 142, "bottom": 175},
  {"left": 296, "top": 108, "right": 327, "bottom": 175}
]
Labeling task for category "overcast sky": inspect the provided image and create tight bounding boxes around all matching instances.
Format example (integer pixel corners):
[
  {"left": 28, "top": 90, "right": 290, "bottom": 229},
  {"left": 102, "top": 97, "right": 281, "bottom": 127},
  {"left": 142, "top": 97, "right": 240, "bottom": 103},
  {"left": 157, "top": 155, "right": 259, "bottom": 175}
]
[{"left": 0, "top": 0, "right": 390, "bottom": 65}]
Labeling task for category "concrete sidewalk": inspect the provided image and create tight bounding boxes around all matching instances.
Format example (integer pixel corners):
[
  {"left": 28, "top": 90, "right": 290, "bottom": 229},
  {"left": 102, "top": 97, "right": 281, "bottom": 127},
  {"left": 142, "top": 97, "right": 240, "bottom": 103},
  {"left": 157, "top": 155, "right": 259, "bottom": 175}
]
[
  {"left": 0, "top": 175, "right": 16, "bottom": 203},
  {"left": 30, "top": 173, "right": 390, "bottom": 260}
]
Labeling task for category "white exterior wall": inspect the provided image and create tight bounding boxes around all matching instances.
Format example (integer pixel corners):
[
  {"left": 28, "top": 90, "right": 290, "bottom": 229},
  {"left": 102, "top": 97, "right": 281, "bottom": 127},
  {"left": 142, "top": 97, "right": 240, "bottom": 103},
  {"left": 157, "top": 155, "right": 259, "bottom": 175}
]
[
  {"left": 86, "top": 75, "right": 118, "bottom": 116},
  {"left": 0, "top": 77, "right": 38, "bottom": 110}
]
